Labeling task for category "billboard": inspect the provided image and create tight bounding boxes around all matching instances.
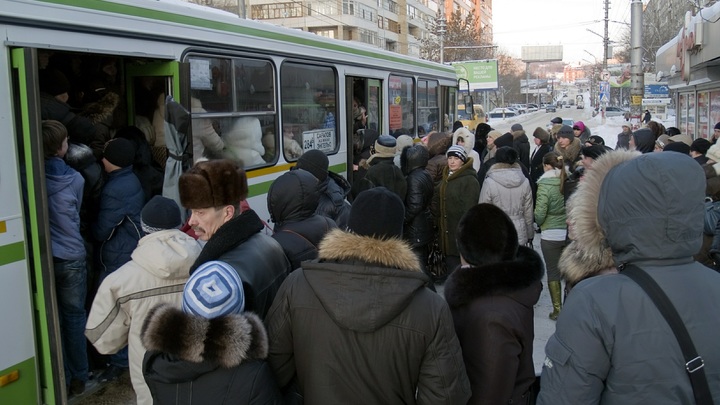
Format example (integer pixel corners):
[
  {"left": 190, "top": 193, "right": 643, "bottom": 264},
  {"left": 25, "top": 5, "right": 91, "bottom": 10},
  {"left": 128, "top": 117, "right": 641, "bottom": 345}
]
[
  {"left": 521, "top": 45, "right": 563, "bottom": 62},
  {"left": 452, "top": 60, "right": 499, "bottom": 91}
]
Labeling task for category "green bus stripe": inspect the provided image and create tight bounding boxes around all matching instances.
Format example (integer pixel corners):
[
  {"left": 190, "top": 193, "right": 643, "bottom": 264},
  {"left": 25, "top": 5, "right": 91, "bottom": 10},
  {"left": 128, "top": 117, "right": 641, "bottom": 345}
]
[
  {"left": 247, "top": 162, "right": 347, "bottom": 198},
  {"left": 0, "top": 242, "right": 26, "bottom": 266},
  {"left": 38, "top": 0, "right": 454, "bottom": 74}
]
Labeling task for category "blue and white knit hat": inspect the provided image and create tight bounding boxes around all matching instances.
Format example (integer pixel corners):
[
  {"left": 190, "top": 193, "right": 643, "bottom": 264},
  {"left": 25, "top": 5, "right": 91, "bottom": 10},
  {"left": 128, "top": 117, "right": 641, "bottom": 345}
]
[{"left": 182, "top": 261, "right": 244, "bottom": 319}]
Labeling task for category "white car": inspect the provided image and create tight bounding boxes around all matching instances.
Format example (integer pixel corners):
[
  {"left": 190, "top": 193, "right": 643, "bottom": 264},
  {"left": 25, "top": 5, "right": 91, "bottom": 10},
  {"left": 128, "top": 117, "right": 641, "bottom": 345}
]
[
  {"left": 488, "top": 108, "right": 518, "bottom": 119},
  {"left": 603, "top": 106, "right": 630, "bottom": 117},
  {"left": 509, "top": 104, "right": 527, "bottom": 114}
]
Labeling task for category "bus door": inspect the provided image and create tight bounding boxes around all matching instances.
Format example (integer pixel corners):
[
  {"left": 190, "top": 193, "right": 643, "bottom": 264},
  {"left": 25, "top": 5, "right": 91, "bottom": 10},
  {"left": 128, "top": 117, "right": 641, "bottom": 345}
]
[
  {"left": 8, "top": 47, "right": 60, "bottom": 405},
  {"left": 346, "top": 77, "right": 381, "bottom": 176}
]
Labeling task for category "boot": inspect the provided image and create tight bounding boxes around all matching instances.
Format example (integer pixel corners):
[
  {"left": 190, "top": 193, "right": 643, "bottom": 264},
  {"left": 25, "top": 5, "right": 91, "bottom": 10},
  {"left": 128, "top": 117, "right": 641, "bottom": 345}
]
[{"left": 548, "top": 281, "right": 563, "bottom": 321}]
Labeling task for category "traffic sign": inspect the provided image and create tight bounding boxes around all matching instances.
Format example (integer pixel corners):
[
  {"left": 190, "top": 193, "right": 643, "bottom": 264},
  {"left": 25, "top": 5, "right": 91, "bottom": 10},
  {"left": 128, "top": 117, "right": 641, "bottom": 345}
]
[
  {"left": 598, "top": 81, "right": 610, "bottom": 104},
  {"left": 601, "top": 70, "right": 610, "bottom": 81}
]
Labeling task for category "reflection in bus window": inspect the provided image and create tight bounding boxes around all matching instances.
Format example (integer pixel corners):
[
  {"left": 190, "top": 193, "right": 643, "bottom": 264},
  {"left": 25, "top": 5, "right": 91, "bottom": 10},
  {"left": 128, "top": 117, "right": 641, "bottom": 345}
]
[
  {"left": 388, "top": 75, "right": 414, "bottom": 136},
  {"left": 417, "top": 79, "right": 438, "bottom": 137},
  {"left": 281, "top": 63, "right": 337, "bottom": 161},
  {"left": 188, "top": 55, "right": 277, "bottom": 167}
]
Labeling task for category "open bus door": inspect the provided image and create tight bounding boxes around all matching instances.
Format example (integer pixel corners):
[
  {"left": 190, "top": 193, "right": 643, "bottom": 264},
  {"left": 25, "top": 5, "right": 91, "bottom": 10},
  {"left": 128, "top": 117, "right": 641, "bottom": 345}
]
[
  {"left": 8, "top": 47, "right": 60, "bottom": 405},
  {"left": 346, "top": 77, "right": 381, "bottom": 186}
]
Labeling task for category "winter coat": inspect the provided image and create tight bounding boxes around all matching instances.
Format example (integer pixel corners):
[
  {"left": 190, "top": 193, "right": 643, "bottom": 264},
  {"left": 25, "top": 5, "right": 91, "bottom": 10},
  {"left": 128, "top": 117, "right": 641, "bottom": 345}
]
[
  {"left": 512, "top": 130, "right": 531, "bottom": 169},
  {"left": 85, "top": 230, "right": 202, "bottom": 405},
  {"left": 432, "top": 160, "right": 480, "bottom": 257},
  {"left": 538, "top": 151, "right": 720, "bottom": 405},
  {"left": 444, "top": 246, "right": 544, "bottom": 405},
  {"left": 189, "top": 210, "right": 291, "bottom": 319},
  {"left": 266, "top": 229, "right": 472, "bottom": 404},
  {"left": 65, "top": 142, "right": 104, "bottom": 226},
  {"left": 480, "top": 163, "right": 534, "bottom": 245},
  {"left": 401, "top": 146, "right": 434, "bottom": 247},
  {"left": 79, "top": 91, "right": 119, "bottom": 146},
  {"left": 40, "top": 93, "right": 104, "bottom": 160},
  {"left": 45, "top": 157, "right": 85, "bottom": 261},
  {"left": 268, "top": 169, "right": 338, "bottom": 271},
  {"left": 615, "top": 129, "right": 631, "bottom": 150},
  {"left": 577, "top": 128, "right": 591, "bottom": 144},
  {"left": 360, "top": 155, "right": 407, "bottom": 200},
  {"left": 190, "top": 97, "right": 225, "bottom": 162},
  {"left": 142, "top": 306, "right": 283, "bottom": 405},
  {"left": 425, "top": 132, "right": 451, "bottom": 184},
  {"left": 316, "top": 171, "right": 351, "bottom": 230},
  {"left": 115, "top": 127, "right": 164, "bottom": 203},
  {"left": 93, "top": 166, "right": 145, "bottom": 274},
  {"left": 534, "top": 169, "right": 566, "bottom": 231},
  {"left": 556, "top": 138, "right": 582, "bottom": 172},
  {"left": 529, "top": 143, "right": 552, "bottom": 186},
  {"left": 559, "top": 151, "right": 639, "bottom": 289}
]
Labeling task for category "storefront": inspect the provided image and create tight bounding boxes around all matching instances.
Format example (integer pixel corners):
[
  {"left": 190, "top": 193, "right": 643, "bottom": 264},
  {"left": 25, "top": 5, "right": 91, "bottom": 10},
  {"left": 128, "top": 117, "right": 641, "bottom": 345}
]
[{"left": 655, "top": 3, "right": 720, "bottom": 139}]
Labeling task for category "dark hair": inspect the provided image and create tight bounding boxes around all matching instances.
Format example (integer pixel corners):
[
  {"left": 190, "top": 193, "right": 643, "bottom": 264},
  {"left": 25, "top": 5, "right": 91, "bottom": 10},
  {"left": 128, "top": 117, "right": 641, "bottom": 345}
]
[
  {"left": 42, "top": 120, "right": 68, "bottom": 159},
  {"left": 495, "top": 146, "right": 518, "bottom": 165},
  {"left": 542, "top": 151, "right": 566, "bottom": 193}
]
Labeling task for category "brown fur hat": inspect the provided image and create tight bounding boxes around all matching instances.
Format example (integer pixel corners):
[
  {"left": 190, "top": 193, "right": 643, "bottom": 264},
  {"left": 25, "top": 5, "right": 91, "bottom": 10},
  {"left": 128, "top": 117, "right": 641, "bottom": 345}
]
[{"left": 179, "top": 159, "right": 248, "bottom": 209}]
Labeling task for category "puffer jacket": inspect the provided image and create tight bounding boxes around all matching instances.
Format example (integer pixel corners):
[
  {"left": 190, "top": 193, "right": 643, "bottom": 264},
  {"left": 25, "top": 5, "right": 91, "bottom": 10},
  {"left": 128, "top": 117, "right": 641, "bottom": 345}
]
[
  {"left": 401, "top": 145, "right": 434, "bottom": 247},
  {"left": 538, "top": 151, "right": 720, "bottom": 405},
  {"left": 480, "top": 163, "right": 534, "bottom": 244},
  {"left": 559, "top": 150, "right": 639, "bottom": 288},
  {"left": 534, "top": 169, "right": 566, "bottom": 231},
  {"left": 432, "top": 159, "right": 480, "bottom": 256},
  {"left": 85, "top": 230, "right": 202, "bottom": 405},
  {"left": 316, "top": 171, "right": 352, "bottom": 229},
  {"left": 445, "top": 246, "right": 544, "bottom": 405},
  {"left": 266, "top": 229, "right": 472, "bottom": 404},
  {"left": 268, "top": 169, "right": 338, "bottom": 271},
  {"left": 142, "top": 306, "right": 283, "bottom": 405},
  {"left": 93, "top": 166, "right": 145, "bottom": 274},
  {"left": 45, "top": 157, "right": 85, "bottom": 261}
]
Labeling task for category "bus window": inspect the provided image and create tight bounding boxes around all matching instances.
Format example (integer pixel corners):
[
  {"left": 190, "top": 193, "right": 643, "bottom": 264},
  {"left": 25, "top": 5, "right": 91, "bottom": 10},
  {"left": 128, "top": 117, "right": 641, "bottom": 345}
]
[
  {"left": 280, "top": 63, "right": 337, "bottom": 160},
  {"left": 388, "top": 75, "right": 414, "bottom": 136},
  {"left": 417, "top": 79, "right": 438, "bottom": 136},
  {"left": 188, "top": 55, "right": 277, "bottom": 166}
]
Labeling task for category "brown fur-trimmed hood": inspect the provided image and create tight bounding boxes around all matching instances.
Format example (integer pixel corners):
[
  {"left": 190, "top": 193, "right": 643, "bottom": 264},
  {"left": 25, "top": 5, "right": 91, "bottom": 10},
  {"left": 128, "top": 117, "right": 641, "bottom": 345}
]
[
  {"left": 560, "top": 150, "right": 640, "bottom": 287},
  {"left": 444, "top": 246, "right": 544, "bottom": 308},
  {"left": 79, "top": 92, "right": 119, "bottom": 125},
  {"left": 141, "top": 304, "right": 268, "bottom": 369},
  {"left": 318, "top": 228, "right": 420, "bottom": 271}
]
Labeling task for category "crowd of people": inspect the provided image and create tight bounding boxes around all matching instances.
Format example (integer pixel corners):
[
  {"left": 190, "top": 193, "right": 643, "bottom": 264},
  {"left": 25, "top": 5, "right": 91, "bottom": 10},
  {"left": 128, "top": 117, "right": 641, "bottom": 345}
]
[{"left": 43, "top": 71, "right": 720, "bottom": 405}]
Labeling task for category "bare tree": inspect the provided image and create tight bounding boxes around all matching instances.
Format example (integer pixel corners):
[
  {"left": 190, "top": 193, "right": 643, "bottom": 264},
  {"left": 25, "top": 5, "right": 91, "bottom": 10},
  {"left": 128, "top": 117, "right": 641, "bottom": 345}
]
[{"left": 420, "top": 9, "right": 492, "bottom": 63}]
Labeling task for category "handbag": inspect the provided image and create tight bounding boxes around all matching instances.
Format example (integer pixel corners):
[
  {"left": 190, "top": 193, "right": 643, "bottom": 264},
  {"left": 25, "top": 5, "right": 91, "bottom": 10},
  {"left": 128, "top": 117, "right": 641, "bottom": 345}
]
[
  {"left": 427, "top": 237, "right": 448, "bottom": 283},
  {"left": 622, "top": 264, "right": 715, "bottom": 405}
]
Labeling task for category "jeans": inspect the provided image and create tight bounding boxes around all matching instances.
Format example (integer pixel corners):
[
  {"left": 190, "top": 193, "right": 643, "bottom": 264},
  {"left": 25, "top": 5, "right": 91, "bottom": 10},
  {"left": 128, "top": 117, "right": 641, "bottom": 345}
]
[{"left": 54, "top": 259, "right": 89, "bottom": 383}]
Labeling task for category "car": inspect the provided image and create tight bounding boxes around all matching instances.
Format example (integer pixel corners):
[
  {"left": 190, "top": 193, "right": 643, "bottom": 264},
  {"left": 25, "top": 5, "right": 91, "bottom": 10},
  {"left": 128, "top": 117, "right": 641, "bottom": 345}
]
[
  {"left": 545, "top": 104, "right": 557, "bottom": 113},
  {"left": 509, "top": 104, "right": 527, "bottom": 114},
  {"left": 603, "top": 106, "right": 630, "bottom": 117},
  {"left": 526, "top": 104, "right": 539, "bottom": 112},
  {"left": 488, "top": 108, "right": 518, "bottom": 119},
  {"left": 562, "top": 119, "right": 575, "bottom": 127}
]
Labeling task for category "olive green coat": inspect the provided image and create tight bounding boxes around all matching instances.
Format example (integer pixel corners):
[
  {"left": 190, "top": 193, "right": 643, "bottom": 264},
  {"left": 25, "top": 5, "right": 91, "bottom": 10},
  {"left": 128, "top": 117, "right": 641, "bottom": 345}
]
[{"left": 432, "top": 159, "right": 480, "bottom": 256}]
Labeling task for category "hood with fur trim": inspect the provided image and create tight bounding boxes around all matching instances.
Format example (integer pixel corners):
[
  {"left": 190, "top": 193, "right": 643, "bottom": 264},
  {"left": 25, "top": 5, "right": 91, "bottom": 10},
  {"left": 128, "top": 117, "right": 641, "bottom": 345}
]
[
  {"left": 79, "top": 91, "right": 120, "bottom": 125},
  {"left": 444, "top": 246, "right": 544, "bottom": 309},
  {"left": 141, "top": 304, "right": 268, "bottom": 370},
  {"left": 452, "top": 128, "right": 475, "bottom": 157},
  {"left": 560, "top": 150, "right": 640, "bottom": 287},
  {"left": 300, "top": 228, "right": 425, "bottom": 332}
]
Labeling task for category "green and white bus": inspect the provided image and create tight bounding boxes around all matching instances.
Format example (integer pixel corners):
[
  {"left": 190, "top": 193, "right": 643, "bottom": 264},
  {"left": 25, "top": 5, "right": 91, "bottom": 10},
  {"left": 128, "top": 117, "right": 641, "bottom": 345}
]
[{"left": 0, "top": 0, "right": 458, "bottom": 403}]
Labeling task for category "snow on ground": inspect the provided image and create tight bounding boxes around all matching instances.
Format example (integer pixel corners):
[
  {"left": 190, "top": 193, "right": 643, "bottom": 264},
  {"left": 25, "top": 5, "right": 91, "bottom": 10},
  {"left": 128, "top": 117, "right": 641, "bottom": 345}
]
[{"left": 581, "top": 113, "right": 676, "bottom": 150}]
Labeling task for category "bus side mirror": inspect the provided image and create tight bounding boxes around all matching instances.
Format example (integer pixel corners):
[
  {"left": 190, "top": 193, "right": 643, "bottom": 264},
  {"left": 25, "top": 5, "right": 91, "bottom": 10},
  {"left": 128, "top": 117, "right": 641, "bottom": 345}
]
[{"left": 464, "top": 95, "right": 474, "bottom": 115}]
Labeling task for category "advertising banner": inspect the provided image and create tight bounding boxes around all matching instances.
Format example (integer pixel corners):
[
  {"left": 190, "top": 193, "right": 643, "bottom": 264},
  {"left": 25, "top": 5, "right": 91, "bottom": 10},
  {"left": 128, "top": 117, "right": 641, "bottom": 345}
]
[{"left": 452, "top": 60, "right": 499, "bottom": 91}]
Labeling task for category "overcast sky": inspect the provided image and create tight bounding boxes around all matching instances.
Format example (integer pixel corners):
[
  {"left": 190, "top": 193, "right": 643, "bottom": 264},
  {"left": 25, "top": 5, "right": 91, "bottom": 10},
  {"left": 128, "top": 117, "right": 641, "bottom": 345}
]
[{"left": 491, "top": 0, "right": 636, "bottom": 65}]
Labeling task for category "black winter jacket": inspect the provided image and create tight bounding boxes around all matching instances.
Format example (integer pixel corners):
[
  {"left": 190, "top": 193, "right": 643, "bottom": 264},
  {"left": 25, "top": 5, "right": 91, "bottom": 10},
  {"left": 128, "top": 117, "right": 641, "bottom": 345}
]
[
  {"left": 142, "top": 305, "right": 283, "bottom": 405},
  {"left": 316, "top": 171, "right": 351, "bottom": 229},
  {"left": 512, "top": 130, "right": 531, "bottom": 169},
  {"left": 401, "top": 145, "right": 434, "bottom": 247}
]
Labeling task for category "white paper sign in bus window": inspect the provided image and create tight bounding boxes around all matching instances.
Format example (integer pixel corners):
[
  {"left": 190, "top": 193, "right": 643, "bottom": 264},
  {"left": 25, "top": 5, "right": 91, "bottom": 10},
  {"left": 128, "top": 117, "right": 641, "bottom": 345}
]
[{"left": 302, "top": 129, "right": 335, "bottom": 153}]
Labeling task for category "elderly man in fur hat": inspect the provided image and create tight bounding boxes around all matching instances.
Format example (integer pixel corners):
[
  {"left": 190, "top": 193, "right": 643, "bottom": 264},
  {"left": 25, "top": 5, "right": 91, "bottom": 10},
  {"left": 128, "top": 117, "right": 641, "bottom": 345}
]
[
  {"left": 179, "top": 159, "right": 291, "bottom": 319},
  {"left": 266, "top": 187, "right": 471, "bottom": 404}
]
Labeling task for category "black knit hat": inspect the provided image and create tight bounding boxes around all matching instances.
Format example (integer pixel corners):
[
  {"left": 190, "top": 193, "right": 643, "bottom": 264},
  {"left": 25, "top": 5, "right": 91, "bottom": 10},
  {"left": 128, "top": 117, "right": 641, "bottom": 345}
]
[
  {"left": 494, "top": 132, "right": 514, "bottom": 148},
  {"left": 557, "top": 125, "right": 574, "bottom": 141},
  {"left": 347, "top": 187, "right": 404, "bottom": 239},
  {"left": 103, "top": 138, "right": 135, "bottom": 168},
  {"left": 39, "top": 69, "right": 71, "bottom": 97},
  {"left": 690, "top": 138, "right": 711, "bottom": 155},
  {"left": 456, "top": 203, "right": 518, "bottom": 266},
  {"left": 581, "top": 145, "right": 608, "bottom": 160},
  {"left": 141, "top": 196, "right": 181, "bottom": 233},
  {"left": 296, "top": 149, "right": 329, "bottom": 182},
  {"left": 551, "top": 117, "right": 563, "bottom": 124},
  {"left": 715, "top": 122, "right": 720, "bottom": 131},
  {"left": 495, "top": 146, "right": 518, "bottom": 165}
]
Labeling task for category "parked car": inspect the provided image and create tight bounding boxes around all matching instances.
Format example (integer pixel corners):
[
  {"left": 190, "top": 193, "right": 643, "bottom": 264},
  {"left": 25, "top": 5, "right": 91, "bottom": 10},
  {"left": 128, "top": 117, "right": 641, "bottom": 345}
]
[
  {"left": 604, "top": 106, "right": 630, "bottom": 117},
  {"left": 526, "top": 104, "right": 539, "bottom": 112},
  {"left": 510, "top": 104, "right": 527, "bottom": 114},
  {"left": 488, "top": 108, "right": 519, "bottom": 119},
  {"left": 546, "top": 104, "right": 557, "bottom": 113}
]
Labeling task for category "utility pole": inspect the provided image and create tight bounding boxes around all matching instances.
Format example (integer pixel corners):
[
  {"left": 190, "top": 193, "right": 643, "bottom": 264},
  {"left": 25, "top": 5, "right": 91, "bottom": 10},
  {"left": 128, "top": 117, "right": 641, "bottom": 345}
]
[
  {"left": 630, "top": 0, "right": 644, "bottom": 122},
  {"left": 603, "top": 0, "right": 609, "bottom": 70},
  {"left": 438, "top": 3, "right": 446, "bottom": 64}
]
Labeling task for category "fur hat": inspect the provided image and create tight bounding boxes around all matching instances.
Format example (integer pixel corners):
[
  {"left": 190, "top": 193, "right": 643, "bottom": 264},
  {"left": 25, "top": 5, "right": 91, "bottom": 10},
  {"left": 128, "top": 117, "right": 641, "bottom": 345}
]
[
  {"left": 296, "top": 149, "right": 329, "bottom": 182},
  {"left": 690, "top": 138, "right": 711, "bottom": 155},
  {"left": 533, "top": 127, "right": 550, "bottom": 143},
  {"left": 456, "top": 203, "right": 518, "bottom": 266},
  {"left": 557, "top": 125, "right": 574, "bottom": 141},
  {"left": 141, "top": 196, "right": 181, "bottom": 234},
  {"left": 706, "top": 144, "right": 720, "bottom": 163},
  {"left": 495, "top": 146, "right": 518, "bottom": 165},
  {"left": 179, "top": 159, "right": 248, "bottom": 209},
  {"left": 39, "top": 69, "right": 71, "bottom": 97},
  {"left": 587, "top": 135, "right": 605, "bottom": 146},
  {"left": 494, "top": 133, "right": 514, "bottom": 148},
  {"left": 581, "top": 145, "right": 608, "bottom": 161},
  {"left": 373, "top": 135, "right": 397, "bottom": 156},
  {"left": 396, "top": 134, "right": 414, "bottom": 153},
  {"left": 511, "top": 123, "right": 524, "bottom": 132},
  {"left": 103, "top": 137, "right": 135, "bottom": 168},
  {"left": 669, "top": 134, "right": 693, "bottom": 147},
  {"left": 446, "top": 145, "right": 467, "bottom": 163},
  {"left": 183, "top": 261, "right": 244, "bottom": 319},
  {"left": 475, "top": 123, "right": 492, "bottom": 138},
  {"left": 347, "top": 187, "right": 404, "bottom": 239},
  {"left": 663, "top": 141, "right": 690, "bottom": 154},
  {"left": 551, "top": 117, "right": 563, "bottom": 124}
]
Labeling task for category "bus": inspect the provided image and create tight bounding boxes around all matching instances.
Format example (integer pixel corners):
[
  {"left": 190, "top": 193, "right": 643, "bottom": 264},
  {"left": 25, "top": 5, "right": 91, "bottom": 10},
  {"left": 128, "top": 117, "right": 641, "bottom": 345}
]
[{"left": 0, "top": 1, "right": 458, "bottom": 403}]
